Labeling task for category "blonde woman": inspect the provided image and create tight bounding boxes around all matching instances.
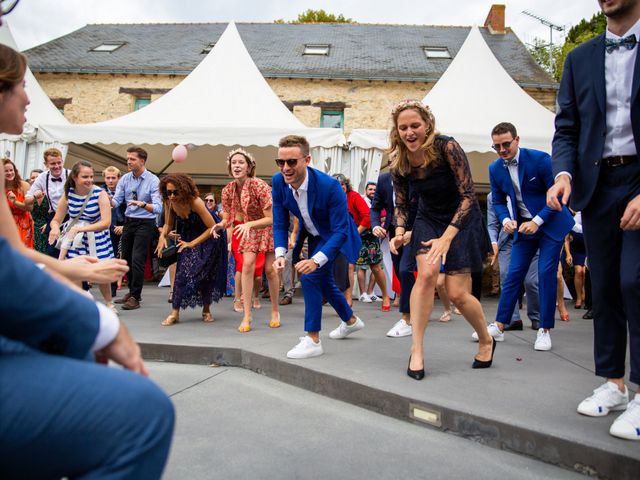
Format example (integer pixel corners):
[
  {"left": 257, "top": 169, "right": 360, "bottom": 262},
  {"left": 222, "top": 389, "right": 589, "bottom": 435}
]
[{"left": 388, "top": 100, "right": 494, "bottom": 380}]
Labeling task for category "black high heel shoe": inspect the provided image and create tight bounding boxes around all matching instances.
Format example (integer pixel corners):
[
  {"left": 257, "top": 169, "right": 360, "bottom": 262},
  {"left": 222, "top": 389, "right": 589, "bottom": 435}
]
[
  {"left": 407, "top": 355, "right": 425, "bottom": 380},
  {"left": 472, "top": 338, "right": 497, "bottom": 369}
]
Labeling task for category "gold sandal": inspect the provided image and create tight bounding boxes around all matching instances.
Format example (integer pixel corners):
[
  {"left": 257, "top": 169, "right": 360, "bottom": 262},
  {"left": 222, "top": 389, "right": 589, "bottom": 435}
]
[
  {"left": 161, "top": 314, "right": 179, "bottom": 326},
  {"left": 238, "top": 322, "right": 252, "bottom": 333},
  {"left": 269, "top": 312, "right": 281, "bottom": 328},
  {"left": 202, "top": 312, "right": 214, "bottom": 322}
]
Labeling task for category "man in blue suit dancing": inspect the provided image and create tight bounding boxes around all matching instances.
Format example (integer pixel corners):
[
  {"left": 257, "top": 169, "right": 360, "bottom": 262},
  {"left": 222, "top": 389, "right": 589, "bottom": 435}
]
[
  {"left": 272, "top": 135, "right": 365, "bottom": 359},
  {"left": 482, "top": 122, "right": 574, "bottom": 352},
  {"left": 548, "top": 0, "right": 640, "bottom": 441}
]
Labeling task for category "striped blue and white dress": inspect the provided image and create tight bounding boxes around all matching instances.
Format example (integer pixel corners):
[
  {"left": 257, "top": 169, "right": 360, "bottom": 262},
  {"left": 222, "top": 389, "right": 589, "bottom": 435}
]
[{"left": 65, "top": 185, "right": 114, "bottom": 260}]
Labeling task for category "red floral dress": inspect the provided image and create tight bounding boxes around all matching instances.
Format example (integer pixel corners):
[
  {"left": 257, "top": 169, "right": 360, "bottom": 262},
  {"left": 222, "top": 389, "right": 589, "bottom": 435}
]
[
  {"left": 6, "top": 189, "right": 34, "bottom": 248},
  {"left": 221, "top": 177, "right": 274, "bottom": 253}
]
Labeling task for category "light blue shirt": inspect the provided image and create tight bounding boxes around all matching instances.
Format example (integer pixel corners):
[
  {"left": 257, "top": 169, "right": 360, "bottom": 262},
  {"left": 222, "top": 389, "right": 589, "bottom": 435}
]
[{"left": 113, "top": 169, "right": 163, "bottom": 219}]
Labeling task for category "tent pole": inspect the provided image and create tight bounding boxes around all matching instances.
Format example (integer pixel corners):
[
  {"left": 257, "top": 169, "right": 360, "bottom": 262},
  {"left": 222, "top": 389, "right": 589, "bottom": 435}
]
[{"left": 157, "top": 159, "right": 175, "bottom": 176}]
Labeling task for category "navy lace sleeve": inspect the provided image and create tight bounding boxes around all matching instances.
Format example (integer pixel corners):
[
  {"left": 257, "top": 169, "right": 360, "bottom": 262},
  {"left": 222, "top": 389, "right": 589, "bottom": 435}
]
[
  {"left": 391, "top": 168, "right": 410, "bottom": 230},
  {"left": 444, "top": 138, "right": 476, "bottom": 230}
]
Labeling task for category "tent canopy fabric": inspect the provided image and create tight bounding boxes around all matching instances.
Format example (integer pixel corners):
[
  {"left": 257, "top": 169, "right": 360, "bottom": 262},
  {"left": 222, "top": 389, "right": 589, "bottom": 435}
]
[
  {"left": 349, "top": 26, "right": 556, "bottom": 155},
  {"left": 423, "top": 26, "right": 555, "bottom": 153},
  {"left": 37, "top": 22, "right": 345, "bottom": 151},
  {"left": 0, "top": 21, "right": 69, "bottom": 142}
]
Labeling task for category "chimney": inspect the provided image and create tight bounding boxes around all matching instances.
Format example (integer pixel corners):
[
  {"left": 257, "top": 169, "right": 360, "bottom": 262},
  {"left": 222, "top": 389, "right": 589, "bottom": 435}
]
[{"left": 484, "top": 4, "right": 506, "bottom": 34}]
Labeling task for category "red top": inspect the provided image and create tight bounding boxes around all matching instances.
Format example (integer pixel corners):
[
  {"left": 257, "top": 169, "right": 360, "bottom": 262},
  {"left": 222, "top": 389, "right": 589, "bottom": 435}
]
[{"left": 346, "top": 190, "right": 371, "bottom": 229}]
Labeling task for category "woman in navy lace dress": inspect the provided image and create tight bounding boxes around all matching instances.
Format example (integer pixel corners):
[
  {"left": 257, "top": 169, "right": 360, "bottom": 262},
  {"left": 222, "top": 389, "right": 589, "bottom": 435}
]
[
  {"left": 388, "top": 100, "right": 493, "bottom": 380},
  {"left": 156, "top": 173, "right": 227, "bottom": 326}
]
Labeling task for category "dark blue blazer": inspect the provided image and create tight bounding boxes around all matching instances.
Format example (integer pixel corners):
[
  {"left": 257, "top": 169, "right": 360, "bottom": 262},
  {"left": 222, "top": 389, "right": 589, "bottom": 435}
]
[
  {"left": 0, "top": 237, "right": 100, "bottom": 358},
  {"left": 272, "top": 167, "right": 361, "bottom": 263},
  {"left": 489, "top": 148, "right": 574, "bottom": 242},
  {"left": 370, "top": 172, "right": 394, "bottom": 231},
  {"left": 553, "top": 33, "right": 640, "bottom": 211}
]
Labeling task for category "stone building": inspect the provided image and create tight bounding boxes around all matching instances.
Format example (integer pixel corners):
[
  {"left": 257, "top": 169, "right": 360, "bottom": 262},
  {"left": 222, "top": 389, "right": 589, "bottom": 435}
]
[{"left": 24, "top": 5, "right": 556, "bottom": 136}]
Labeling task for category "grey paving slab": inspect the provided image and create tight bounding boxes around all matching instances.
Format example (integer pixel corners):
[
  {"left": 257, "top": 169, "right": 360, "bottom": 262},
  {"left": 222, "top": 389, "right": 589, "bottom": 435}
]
[
  {"left": 148, "top": 362, "right": 585, "bottom": 480},
  {"left": 116, "top": 285, "right": 639, "bottom": 479}
]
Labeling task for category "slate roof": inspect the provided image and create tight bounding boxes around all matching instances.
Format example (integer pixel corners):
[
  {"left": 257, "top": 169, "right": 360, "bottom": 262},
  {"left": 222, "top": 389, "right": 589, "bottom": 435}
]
[{"left": 24, "top": 23, "right": 555, "bottom": 88}]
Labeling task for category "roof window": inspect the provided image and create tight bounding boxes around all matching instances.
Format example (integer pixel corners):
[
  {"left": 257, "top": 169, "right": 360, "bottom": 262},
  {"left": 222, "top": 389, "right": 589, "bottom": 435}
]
[
  {"left": 201, "top": 43, "right": 216, "bottom": 54},
  {"left": 423, "top": 47, "right": 451, "bottom": 59},
  {"left": 304, "top": 44, "right": 330, "bottom": 56},
  {"left": 90, "top": 42, "right": 125, "bottom": 53}
]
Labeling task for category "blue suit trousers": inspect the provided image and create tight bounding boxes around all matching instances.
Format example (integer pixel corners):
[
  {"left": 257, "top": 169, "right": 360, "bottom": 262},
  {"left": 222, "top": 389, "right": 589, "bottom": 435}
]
[
  {"left": 496, "top": 232, "right": 561, "bottom": 329},
  {"left": 301, "top": 236, "right": 353, "bottom": 332},
  {"left": 498, "top": 238, "right": 540, "bottom": 323},
  {"left": 0, "top": 337, "right": 174, "bottom": 480}
]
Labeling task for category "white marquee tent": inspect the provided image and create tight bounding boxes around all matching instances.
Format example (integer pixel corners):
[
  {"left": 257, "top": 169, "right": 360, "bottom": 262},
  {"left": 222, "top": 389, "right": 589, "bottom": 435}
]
[
  {"left": 347, "top": 26, "right": 557, "bottom": 189},
  {"left": 37, "top": 22, "right": 345, "bottom": 182},
  {"left": 0, "top": 21, "right": 68, "bottom": 176}
]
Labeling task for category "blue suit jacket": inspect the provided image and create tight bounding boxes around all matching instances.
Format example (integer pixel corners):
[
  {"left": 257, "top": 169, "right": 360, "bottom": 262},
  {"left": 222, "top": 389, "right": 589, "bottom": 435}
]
[
  {"left": 272, "top": 167, "right": 361, "bottom": 263},
  {"left": 553, "top": 33, "right": 640, "bottom": 211},
  {"left": 489, "top": 148, "right": 574, "bottom": 242},
  {"left": 0, "top": 237, "right": 100, "bottom": 358}
]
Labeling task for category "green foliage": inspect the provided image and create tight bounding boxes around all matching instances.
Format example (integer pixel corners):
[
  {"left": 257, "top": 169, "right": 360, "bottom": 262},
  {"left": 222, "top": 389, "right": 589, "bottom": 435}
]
[
  {"left": 527, "top": 11, "right": 606, "bottom": 81},
  {"left": 295, "top": 9, "right": 353, "bottom": 23}
]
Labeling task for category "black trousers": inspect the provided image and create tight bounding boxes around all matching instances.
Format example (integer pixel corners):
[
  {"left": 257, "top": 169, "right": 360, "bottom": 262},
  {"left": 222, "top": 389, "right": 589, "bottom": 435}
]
[
  {"left": 121, "top": 218, "right": 156, "bottom": 300},
  {"left": 582, "top": 161, "right": 640, "bottom": 385}
]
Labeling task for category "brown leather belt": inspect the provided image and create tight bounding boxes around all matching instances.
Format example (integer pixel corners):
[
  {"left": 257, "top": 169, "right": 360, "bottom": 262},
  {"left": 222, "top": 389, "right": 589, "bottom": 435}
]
[{"left": 603, "top": 155, "right": 637, "bottom": 167}]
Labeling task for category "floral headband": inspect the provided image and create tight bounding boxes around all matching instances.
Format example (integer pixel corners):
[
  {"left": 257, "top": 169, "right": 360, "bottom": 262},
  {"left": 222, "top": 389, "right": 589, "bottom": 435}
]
[
  {"left": 226, "top": 147, "right": 255, "bottom": 167},
  {"left": 391, "top": 99, "right": 433, "bottom": 118}
]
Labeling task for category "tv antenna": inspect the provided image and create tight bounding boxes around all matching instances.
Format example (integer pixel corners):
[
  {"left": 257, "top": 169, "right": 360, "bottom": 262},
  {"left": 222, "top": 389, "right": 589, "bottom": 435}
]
[{"left": 522, "top": 10, "right": 565, "bottom": 75}]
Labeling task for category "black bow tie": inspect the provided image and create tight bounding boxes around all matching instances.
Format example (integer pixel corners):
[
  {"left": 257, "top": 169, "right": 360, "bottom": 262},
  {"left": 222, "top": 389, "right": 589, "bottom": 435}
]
[
  {"left": 605, "top": 34, "right": 637, "bottom": 53},
  {"left": 503, "top": 158, "right": 518, "bottom": 168},
  {"left": 51, "top": 177, "right": 63, "bottom": 182}
]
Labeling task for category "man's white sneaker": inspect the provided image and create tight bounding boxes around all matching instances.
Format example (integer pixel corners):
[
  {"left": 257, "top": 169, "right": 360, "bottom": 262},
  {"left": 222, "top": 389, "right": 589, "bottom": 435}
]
[
  {"left": 370, "top": 294, "right": 382, "bottom": 302},
  {"left": 471, "top": 322, "right": 504, "bottom": 342},
  {"left": 386, "top": 319, "right": 412, "bottom": 338},
  {"left": 359, "top": 293, "right": 372, "bottom": 303},
  {"left": 577, "top": 382, "right": 629, "bottom": 417},
  {"left": 609, "top": 398, "right": 640, "bottom": 440},
  {"left": 286, "top": 336, "right": 323, "bottom": 359},
  {"left": 534, "top": 329, "right": 552, "bottom": 351},
  {"left": 329, "top": 316, "right": 365, "bottom": 339}
]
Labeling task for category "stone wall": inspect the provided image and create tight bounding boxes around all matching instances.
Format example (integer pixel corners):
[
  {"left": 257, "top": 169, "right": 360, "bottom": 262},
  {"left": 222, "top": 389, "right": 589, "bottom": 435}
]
[{"left": 34, "top": 72, "right": 557, "bottom": 133}]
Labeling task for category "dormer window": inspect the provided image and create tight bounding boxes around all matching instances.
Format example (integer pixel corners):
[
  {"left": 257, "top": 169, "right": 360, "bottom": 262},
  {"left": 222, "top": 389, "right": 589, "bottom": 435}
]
[{"left": 201, "top": 43, "right": 216, "bottom": 54}]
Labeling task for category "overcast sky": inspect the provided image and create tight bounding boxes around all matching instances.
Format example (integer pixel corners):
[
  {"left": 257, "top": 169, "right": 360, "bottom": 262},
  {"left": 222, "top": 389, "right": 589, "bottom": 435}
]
[{"left": 6, "top": 0, "right": 601, "bottom": 51}]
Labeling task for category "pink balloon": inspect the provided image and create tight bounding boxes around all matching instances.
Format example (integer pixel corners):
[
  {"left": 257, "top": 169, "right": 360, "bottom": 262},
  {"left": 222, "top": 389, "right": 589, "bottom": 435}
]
[{"left": 172, "top": 145, "right": 188, "bottom": 163}]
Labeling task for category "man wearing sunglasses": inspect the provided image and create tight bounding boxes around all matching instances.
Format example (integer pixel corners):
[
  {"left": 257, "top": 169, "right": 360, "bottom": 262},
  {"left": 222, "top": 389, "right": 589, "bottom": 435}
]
[
  {"left": 112, "top": 146, "right": 163, "bottom": 310},
  {"left": 481, "top": 122, "right": 574, "bottom": 352},
  {"left": 272, "top": 135, "right": 364, "bottom": 359}
]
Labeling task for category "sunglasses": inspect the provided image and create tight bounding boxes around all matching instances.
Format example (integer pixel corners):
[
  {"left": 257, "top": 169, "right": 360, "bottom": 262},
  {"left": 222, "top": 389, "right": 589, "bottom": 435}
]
[
  {"left": 205, "top": 199, "right": 215, "bottom": 203},
  {"left": 275, "top": 157, "right": 304, "bottom": 168},
  {"left": 491, "top": 139, "right": 516, "bottom": 152},
  {"left": 166, "top": 190, "right": 179, "bottom": 197}
]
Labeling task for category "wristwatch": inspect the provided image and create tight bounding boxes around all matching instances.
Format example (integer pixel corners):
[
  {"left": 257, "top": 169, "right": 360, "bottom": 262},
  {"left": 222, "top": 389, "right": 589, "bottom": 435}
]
[
  {"left": 312, "top": 258, "right": 321, "bottom": 267},
  {"left": 142, "top": 202, "right": 147, "bottom": 208}
]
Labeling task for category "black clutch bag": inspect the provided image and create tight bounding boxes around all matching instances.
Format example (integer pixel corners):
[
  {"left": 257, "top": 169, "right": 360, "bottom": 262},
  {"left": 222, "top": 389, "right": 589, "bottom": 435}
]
[{"left": 159, "top": 244, "right": 177, "bottom": 268}]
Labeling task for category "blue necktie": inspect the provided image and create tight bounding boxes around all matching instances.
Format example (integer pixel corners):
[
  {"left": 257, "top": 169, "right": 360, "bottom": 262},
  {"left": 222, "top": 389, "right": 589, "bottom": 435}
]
[
  {"left": 605, "top": 34, "right": 637, "bottom": 53},
  {"left": 503, "top": 158, "right": 518, "bottom": 168}
]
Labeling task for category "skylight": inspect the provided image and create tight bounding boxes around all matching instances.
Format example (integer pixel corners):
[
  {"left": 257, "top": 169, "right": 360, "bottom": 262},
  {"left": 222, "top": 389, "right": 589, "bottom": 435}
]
[
  {"left": 423, "top": 47, "right": 451, "bottom": 59},
  {"left": 304, "top": 44, "right": 330, "bottom": 56},
  {"left": 90, "top": 43, "right": 125, "bottom": 53}
]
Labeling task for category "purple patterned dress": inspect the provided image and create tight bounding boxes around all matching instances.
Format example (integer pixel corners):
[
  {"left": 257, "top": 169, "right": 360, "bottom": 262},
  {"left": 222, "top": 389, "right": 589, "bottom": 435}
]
[{"left": 172, "top": 210, "right": 227, "bottom": 310}]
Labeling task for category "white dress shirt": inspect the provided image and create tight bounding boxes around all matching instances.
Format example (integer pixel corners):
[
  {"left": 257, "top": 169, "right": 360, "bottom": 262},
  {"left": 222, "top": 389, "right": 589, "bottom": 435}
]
[
  {"left": 603, "top": 19, "right": 640, "bottom": 157},
  {"left": 26, "top": 169, "right": 68, "bottom": 212},
  {"left": 557, "top": 19, "right": 640, "bottom": 181},
  {"left": 275, "top": 169, "right": 329, "bottom": 267},
  {"left": 502, "top": 149, "right": 544, "bottom": 227}
]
